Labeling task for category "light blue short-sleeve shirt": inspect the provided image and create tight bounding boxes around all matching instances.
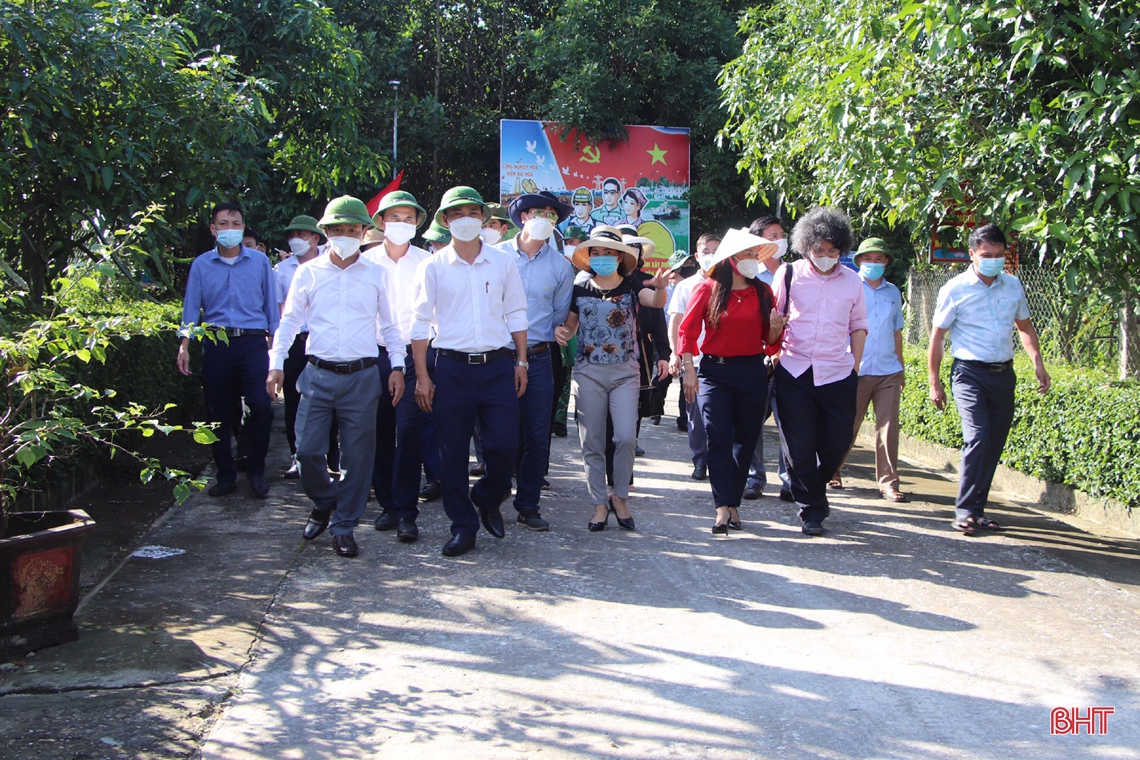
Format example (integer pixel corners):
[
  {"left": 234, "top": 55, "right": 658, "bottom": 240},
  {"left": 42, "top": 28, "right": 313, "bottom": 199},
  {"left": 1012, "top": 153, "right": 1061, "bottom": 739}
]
[
  {"left": 859, "top": 276, "right": 905, "bottom": 376},
  {"left": 932, "top": 268, "right": 1031, "bottom": 363}
]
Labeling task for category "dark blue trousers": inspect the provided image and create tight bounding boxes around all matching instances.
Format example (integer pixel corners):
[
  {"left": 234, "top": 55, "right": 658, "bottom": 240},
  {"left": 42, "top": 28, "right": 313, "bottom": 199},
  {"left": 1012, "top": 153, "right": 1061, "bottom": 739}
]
[
  {"left": 371, "top": 350, "right": 397, "bottom": 510},
  {"left": 951, "top": 359, "right": 1016, "bottom": 520},
  {"left": 201, "top": 335, "right": 272, "bottom": 484},
  {"left": 434, "top": 353, "right": 519, "bottom": 537},
  {"left": 515, "top": 350, "right": 553, "bottom": 514},
  {"left": 698, "top": 355, "right": 767, "bottom": 509},
  {"left": 387, "top": 347, "right": 438, "bottom": 520},
  {"left": 774, "top": 364, "right": 858, "bottom": 524}
]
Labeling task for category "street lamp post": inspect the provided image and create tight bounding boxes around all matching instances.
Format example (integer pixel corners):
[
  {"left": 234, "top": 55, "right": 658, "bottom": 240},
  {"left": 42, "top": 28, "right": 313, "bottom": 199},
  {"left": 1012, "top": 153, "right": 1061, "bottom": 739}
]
[{"left": 389, "top": 80, "right": 400, "bottom": 179}]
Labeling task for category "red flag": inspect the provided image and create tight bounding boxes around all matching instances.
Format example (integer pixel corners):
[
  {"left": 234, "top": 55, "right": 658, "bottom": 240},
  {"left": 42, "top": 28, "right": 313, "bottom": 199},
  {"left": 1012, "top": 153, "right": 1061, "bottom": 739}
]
[{"left": 365, "top": 170, "right": 404, "bottom": 217}]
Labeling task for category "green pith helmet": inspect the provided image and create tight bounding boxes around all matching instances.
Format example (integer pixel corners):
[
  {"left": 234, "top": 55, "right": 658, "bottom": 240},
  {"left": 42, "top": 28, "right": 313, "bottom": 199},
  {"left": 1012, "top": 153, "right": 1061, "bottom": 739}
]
[
  {"left": 318, "top": 196, "right": 376, "bottom": 229},
  {"left": 572, "top": 187, "right": 592, "bottom": 205},
  {"left": 486, "top": 203, "right": 513, "bottom": 227},
  {"left": 854, "top": 237, "right": 892, "bottom": 264},
  {"left": 373, "top": 190, "right": 427, "bottom": 229},
  {"left": 282, "top": 215, "right": 323, "bottom": 237},
  {"left": 422, "top": 220, "right": 451, "bottom": 245},
  {"left": 564, "top": 225, "right": 586, "bottom": 241},
  {"left": 434, "top": 186, "right": 490, "bottom": 227},
  {"left": 667, "top": 249, "right": 694, "bottom": 271}
]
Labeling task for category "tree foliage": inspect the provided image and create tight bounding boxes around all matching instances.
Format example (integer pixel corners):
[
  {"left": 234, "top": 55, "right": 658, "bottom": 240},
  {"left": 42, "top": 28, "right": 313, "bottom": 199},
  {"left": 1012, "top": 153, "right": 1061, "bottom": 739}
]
[{"left": 721, "top": 0, "right": 1140, "bottom": 297}]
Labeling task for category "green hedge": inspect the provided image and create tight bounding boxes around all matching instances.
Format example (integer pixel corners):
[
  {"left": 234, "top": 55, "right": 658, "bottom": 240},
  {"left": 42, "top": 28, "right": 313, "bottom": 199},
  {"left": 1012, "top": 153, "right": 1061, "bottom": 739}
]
[{"left": 900, "top": 352, "right": 1140, "bottom": 508}]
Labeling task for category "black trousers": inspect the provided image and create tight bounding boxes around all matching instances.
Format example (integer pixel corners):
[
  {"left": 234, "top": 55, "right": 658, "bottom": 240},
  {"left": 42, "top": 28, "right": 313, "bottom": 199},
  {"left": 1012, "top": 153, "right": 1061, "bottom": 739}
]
[
  {"left": 698, "top": 355, "right": 766, "bottom": 509},
  {"left": 774, "top": 364, "right": 858, "bottom": 524},
  {"left": 201, "top": 335, "right": 273, "bottom": 483},
  {"left": 951, "top": 359, "right": 1016, "bottom": 520}
]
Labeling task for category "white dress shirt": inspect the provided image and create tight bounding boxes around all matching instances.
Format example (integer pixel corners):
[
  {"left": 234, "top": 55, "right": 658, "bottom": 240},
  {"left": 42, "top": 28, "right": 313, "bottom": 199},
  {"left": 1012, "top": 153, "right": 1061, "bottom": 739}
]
[
  {"left": 270, "top": 255, "right": 405, "bottom": 371},
  {"left": 363, "top": 243, "right": 431, "bottom": 346},
  {"left": 933, "top": 267, "right": 1030, "bottom": 363},
  {"left": 411, "top": 243, "right": 529, "bottom": 352},
  {"left": 275, "top": 250, "right": 325, "bottom": 334}
]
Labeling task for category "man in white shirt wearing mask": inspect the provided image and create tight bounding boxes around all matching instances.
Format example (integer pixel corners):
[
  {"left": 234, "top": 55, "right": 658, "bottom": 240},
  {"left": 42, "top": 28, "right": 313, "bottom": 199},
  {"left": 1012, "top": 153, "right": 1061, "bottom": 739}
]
[
  {"left": 266, "top": 196, "right": 406, "bottom": 558},
  {"left": 479, "top": 203, "right": 514, "bottom": 247},
  {"left": 668, "top": 233, "right": 720, "bottom": 481},
  {"left": 362, "top": 191, "right": 433, "bottom": 543},
  {"left": 744, "top": 215, "right": 792, "bottom": 501},
  {"left": 411, "top": 186, "right": 529, "bottom": 558}
]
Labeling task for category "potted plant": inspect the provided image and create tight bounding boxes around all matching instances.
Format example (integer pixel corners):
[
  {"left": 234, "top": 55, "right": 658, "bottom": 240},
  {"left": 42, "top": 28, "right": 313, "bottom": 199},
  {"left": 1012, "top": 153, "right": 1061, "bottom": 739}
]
[{"left": 0, "top": 210, "right": 218, "bottom": 660}]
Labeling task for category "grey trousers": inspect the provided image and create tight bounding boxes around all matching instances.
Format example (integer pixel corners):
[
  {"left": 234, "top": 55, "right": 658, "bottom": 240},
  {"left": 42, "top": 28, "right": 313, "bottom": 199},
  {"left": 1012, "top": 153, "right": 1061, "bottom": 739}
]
[
  {"left": 295, "top": 364, "right": 382, "bottom": 537},
  {"left": 573, "top": 360, "right": 639, "bottom": 504}
]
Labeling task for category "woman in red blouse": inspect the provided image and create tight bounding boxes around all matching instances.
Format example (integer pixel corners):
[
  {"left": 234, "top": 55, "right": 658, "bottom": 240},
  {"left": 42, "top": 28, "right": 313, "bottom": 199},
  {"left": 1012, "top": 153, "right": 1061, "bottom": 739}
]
[{"left": 679, "top": 228, "right": 786, "bottom": 534}]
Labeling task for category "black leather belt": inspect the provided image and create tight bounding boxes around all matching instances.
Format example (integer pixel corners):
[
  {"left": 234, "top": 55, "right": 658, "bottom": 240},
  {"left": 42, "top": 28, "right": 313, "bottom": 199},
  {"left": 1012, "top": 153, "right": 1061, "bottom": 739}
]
[
  {"left": 306, "top": 356, "right": 378, "bottom": 374},
  {"left": 225, "top": 327, "right": 269, "bottom": 337},
  {"left": 527, "top": 342, "right": 553, "bottom": 357},
  {"left": 702, "top": 353, "right": 764, "bottom": 364},
  {"left": 958, "top": 358, "right": 1013, "bottom": 373},
  {"left": 437, "top": 347, "right": 513, "bottom": 365}
]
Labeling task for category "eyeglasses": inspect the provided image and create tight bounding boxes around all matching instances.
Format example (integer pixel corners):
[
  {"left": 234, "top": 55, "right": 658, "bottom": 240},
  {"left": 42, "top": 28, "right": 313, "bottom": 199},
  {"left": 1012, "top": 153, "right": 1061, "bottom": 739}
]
[{"left": 603, "top": 189, "right": 619, "bottom": 195}]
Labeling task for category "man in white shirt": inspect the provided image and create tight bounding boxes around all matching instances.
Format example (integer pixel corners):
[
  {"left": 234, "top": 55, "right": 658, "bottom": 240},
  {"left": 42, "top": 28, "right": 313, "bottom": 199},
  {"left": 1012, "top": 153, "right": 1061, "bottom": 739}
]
[
  {"left": 668, "top": 233, "right": 719, "bottom": 481},
  {"left": 274, "top": 215, "right": 336, "bottom": 480},
  {"left": 411, "top": 186, "right": 529, "bottom": 557},
  {"left": 929, "top": 224, "right": 1050, "bottom": 535},
  {"left": 362, "top": 191, "right": 432, "bottom": 542},
  {"left": 266, "top": 196, "right": 406, "bottom": 558}
]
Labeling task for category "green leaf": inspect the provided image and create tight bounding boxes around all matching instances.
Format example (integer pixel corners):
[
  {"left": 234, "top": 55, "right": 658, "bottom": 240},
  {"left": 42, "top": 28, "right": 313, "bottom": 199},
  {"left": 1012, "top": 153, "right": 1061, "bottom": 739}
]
[
  {"left": 193, "top": 428, "right": 220, "bottom": 444},
  {"left": 79, "top": 276, "right": 100, "bottom": 291}
]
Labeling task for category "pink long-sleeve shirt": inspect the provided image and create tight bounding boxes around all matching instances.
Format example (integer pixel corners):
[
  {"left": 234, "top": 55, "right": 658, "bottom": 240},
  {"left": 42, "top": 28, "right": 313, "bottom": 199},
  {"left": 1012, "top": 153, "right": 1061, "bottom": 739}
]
[{"left": 771, "top": 260, "right": 868, "bottom": 386}]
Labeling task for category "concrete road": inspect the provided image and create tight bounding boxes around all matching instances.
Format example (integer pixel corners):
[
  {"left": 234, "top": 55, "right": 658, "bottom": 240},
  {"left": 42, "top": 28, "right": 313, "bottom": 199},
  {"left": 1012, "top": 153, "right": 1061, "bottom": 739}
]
[{"left": 3, "top": 391, "right": 1139, "bottom": 759}]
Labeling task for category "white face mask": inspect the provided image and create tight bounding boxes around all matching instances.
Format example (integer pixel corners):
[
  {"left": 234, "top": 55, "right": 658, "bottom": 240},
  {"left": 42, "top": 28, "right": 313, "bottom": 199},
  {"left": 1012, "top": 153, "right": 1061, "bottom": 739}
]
[
  {"left": 697, "top": 253, "right": 716, "bottom": 272},
  {"left": 810, "top": 255, "right": 838, "bottom": 272},
  {"left": 563, "top": 245, "right": 576, "bottom": 259},
  {"left": 735, "top": 258, "right": 760, "bottom": 279},
  {"left": 288, "top": 238, "right": 311, "bottom": 256},
  {"left": 524, "top": 216, "right": 555, "bottom": 241},
  {"left": 328, "top": 236, "right": 362, "bottom": 260},
  {"left": 448, "top": 217, "right": 482, "bottom": 242},
  {"left": 383, "top": 222, "right": 416, "bottom": 246},
  {"left": 479, "top": 227, "right": 502, "bottom": 245},
  {"left": 772, "top": 239, "right": 788, "bottom": 259}
]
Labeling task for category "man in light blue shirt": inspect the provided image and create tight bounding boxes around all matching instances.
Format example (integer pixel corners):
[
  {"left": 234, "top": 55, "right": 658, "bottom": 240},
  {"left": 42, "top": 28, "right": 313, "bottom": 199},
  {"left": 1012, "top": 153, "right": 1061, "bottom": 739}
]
[
  {"left": 929, "top": 224, "right": 1051, "bottom": 535},
  {"left": 502, "top": 191, "right": 575, "bottom": 531},
  {"left": 831, "top": 238, "right": 907, "bottom": 500},
  {"left": 177, "top": 202, "right": 279, "bottom": 499}
]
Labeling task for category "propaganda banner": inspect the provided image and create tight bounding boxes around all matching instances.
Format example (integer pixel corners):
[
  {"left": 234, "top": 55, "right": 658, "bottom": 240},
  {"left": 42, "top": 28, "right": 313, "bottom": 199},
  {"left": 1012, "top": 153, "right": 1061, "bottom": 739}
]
[{"left": 500, "top": 119, "right": 691, "bottom": 273}]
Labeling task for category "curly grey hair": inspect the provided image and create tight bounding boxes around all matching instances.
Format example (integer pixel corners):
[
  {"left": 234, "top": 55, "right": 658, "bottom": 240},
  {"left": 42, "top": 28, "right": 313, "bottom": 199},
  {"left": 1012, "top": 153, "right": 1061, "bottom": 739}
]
[{"left": 790, "top": 207, "right": 853, "bottom": 256}]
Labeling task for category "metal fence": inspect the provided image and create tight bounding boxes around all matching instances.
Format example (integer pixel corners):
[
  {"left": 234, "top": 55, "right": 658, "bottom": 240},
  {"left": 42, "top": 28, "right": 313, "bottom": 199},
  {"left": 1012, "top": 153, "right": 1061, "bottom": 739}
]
[{"left": 903, "top": 263, "right": 1120, "bottom": 366}]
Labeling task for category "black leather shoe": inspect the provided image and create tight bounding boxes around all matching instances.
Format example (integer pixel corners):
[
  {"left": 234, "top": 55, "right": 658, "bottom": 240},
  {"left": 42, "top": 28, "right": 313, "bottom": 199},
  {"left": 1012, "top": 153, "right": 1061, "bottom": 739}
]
[
  {"left": 779, "top": 489, "right": 794, "bottom": 502},
  {"left": 650, "top": 415, "right": 661, "bottom": 425},
  {"left": 208, "top": 481, "right": 236, "bottom": 497},
  {"left": 552, "top": 421, "right": 568, "bottom": 437},
  {"left": 374, "top": 510, "right": 399, "bottom": 531},
  {"left": 802, "top": 520, "right": 824, "bottom": 536},
  {"left": 691, "top": 464, "right": 708, "bottom": 481},
  {"left": 743, "top": 482, "right": 762, "bottom": 500},
  {"left": 397, "top": 517, "right": 419, "bottom": 542},
  {"left": 712, "top": 521, "right": 729, "bottom": 535},
  {"left": 616, "top": 515, "right": 636, "bottom": 531},
  {"left": 249, "top": 474, "right": 269, "bottom": 498},
  {"left": 332, "top": 534, "right": 358, "bottom": 557},
  {"left": 441, "top": 533, "right": 476, "bottom": 557},
  {"left": 418, "top": 480, "right": 441, "bottom": 502},
  {"left": 303, "top": 509, "right": 331, "bottom": 541},
  {"left": 472, "top": 488, "right": 505, "bottom": 538},
  {"left": 635, "top": 445, "right": 646, "bottom": 457}
]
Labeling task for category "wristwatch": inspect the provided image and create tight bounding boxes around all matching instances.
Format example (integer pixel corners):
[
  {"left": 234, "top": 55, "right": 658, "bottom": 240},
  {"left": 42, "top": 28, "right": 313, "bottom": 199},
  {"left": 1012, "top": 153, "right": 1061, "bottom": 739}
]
[{"left": 515, "top": 360, "right": 530, "bottom": 369}]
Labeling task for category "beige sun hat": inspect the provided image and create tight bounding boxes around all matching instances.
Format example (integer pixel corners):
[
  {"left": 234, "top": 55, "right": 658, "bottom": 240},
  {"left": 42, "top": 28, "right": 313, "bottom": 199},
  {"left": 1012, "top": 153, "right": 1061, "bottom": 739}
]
[
  {"left": 571, "top": 225, "right": 637, "bottom": 274},
  {"left": 706, "top": 228, "right": 779, "bottom": 270}
]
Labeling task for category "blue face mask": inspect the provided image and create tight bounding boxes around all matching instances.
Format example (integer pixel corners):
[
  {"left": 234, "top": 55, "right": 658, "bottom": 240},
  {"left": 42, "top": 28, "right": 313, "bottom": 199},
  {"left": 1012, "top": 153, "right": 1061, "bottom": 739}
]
[
  {"left": 216, "top": 229, "right": 244, "bottom": 249},
  {"left": 975, "top": 257, "right": 1005, "bottom": 277},
  {"left": 590, "top": 255, "right": 619, "bottom": 276},
  {"left": 859, "top": 262, "right": 885, "bottom": 281}
]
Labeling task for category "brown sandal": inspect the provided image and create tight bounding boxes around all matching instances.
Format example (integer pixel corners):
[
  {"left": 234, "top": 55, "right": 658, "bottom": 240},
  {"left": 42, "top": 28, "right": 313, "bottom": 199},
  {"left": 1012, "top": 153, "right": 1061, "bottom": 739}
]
[{"left": 882, "top": 487, "right": 908, "bottom": 503}]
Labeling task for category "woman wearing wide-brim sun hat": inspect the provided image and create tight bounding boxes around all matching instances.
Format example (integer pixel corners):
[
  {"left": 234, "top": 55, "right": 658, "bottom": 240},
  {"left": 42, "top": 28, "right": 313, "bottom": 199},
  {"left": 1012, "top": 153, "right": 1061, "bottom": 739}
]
[
  {"left": 555, "top": 226, "right": 668, "bottom": 532},
  {"left": 678, "top": 228, "right": 787, "bottom": 535}
]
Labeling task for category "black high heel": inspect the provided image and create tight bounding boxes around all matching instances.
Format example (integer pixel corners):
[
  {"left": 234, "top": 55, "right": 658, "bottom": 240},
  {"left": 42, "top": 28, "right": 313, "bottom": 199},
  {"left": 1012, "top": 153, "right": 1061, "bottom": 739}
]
[
  {"left": 610, "top": 497, "right": 635, "bottom": 530},
  {"left": 728, "top": 508, "right": 742, "bottom": 531},
  {"left": 588, "top": 506, "right": 609, "bottom": 532},
  {"left": 712, "top": 507, "right": 730, "bottom": 535}
]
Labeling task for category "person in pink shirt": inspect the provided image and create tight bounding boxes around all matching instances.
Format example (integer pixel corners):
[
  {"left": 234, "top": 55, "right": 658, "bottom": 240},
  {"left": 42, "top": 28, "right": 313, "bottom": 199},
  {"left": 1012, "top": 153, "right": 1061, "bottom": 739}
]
[{"left": 771, "top": 207, "right": 868, "bottom": 535}]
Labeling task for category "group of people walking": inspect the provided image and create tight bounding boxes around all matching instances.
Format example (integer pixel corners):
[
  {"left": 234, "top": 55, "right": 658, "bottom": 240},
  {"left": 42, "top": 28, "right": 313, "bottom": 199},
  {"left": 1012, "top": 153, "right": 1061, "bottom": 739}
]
[{"left": 179, "top": 186, "right": 1050, "bottom": 558}]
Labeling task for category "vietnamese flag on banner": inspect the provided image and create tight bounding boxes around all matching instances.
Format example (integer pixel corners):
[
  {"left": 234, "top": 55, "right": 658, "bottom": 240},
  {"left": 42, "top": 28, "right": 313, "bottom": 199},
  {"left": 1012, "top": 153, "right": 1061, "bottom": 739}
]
[{"left": 366, "top": 170, "right": 404, "bottom": 218}]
